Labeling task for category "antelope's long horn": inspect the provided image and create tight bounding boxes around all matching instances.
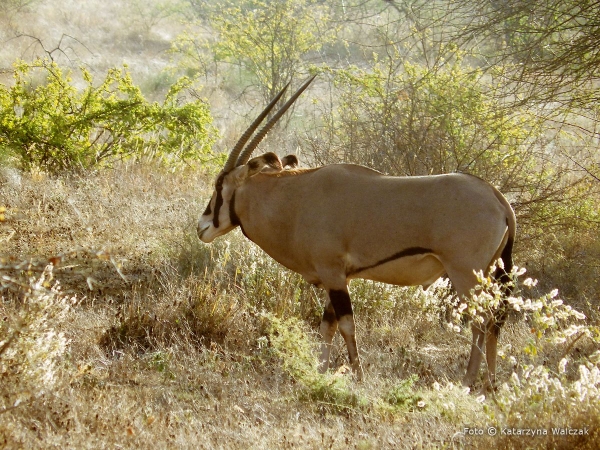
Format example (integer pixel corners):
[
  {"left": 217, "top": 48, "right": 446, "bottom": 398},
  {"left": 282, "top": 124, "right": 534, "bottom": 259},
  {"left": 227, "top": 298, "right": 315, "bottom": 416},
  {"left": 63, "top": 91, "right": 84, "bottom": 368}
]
[
  {"left": 222, "top": 83, "right": 290, "bottom": 173},
  {"left": 235, "top": 75, "right": 317, "bottom": 167}
]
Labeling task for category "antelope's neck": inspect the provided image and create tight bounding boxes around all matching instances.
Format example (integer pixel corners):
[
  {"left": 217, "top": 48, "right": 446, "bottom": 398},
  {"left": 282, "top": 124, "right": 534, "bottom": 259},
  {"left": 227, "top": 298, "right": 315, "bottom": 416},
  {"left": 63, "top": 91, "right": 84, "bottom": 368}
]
[{"left": 234, "top": 175, "right": 307, "bottom": 274}]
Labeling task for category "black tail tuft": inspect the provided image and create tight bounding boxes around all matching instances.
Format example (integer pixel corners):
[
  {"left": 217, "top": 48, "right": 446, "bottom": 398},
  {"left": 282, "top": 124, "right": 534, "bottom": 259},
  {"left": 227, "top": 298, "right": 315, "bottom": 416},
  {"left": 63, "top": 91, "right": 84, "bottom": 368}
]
[{"left": 494, "top": 236, "right": 514, "bottom": 288}]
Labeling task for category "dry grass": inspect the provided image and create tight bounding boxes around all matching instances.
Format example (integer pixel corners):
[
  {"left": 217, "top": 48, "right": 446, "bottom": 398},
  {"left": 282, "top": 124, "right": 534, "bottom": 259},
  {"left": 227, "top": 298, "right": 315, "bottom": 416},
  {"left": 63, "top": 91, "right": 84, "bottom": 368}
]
[
  {"left": 1, "top": 1, "right": 598, "bottom": 447},
  {"left": 1, "top": 162, "right": 598, "bottom": 449}
]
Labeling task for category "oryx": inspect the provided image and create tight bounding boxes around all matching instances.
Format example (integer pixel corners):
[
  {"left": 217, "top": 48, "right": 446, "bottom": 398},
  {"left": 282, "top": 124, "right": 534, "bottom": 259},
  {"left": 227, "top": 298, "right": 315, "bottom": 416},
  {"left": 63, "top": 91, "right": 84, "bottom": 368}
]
[{"left": 197, "top": 77, "right": 516, "bottom": 388}]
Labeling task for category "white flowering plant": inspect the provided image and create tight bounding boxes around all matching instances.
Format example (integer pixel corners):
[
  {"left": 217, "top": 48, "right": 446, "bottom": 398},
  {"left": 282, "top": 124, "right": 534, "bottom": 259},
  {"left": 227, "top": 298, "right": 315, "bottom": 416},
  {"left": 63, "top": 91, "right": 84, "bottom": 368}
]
[
  {"left": 448, "top": 262, "right": 594, "bottom": 353},
  {"left": 445, "top": 261, "right": 600, "bottom": 444},
  {"left": 0, "top": 265, "right": 74, "bottom": 413},
  {"left": 410, "top": 277, "right": 458, "bottom": 323}
]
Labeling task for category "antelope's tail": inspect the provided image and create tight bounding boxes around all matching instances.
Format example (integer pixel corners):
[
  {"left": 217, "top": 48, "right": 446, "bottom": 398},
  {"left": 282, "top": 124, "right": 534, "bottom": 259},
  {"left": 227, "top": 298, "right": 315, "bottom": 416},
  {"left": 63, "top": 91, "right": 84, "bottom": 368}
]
[{"left": 492, "top": 189, "right": 517, "bottom": 336}]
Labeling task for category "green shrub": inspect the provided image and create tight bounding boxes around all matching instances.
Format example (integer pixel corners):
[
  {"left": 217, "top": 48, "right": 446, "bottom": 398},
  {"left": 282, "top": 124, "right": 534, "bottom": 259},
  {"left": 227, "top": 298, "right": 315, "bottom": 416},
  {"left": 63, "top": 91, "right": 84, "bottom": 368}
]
[
  {"left": 0, "top": 59, "right": 217, "bottom": 173},
  {"left": 263, "top": 313, "right": 362, "bottom": 411},
  {"left": 384, "top": 375, "right": 423, "bottom": 410},
  {"left": 172, "top": 0, "right": 334, "bottom": 103},
  {"left": 314, "top": 58, "right": 542, "bottom": 180}
]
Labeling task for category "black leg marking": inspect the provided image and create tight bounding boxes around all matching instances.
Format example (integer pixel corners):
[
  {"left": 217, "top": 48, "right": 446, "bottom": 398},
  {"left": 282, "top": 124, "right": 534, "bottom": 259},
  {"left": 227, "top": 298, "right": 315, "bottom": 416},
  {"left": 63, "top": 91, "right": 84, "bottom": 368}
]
[
  {"left": 493, "top": 236, "right": 514, "bottom": 288},
  {"left": 329, "top": 289, "right": 353, "bottom": 319},
  {"left": 322, "top": 302, "right": 337, "bottom": 324},
  {"left": 492, "top": 235, "right": 515, "bottom": 337}
]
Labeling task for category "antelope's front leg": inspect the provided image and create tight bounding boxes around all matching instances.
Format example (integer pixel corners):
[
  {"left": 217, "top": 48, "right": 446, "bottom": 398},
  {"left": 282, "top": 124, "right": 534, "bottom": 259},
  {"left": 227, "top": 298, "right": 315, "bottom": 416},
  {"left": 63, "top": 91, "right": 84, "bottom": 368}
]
[
  {"left": 328, "top": 288, "right": 363, "bottom": 380},
  {"left": 319, "top": 300, "right": 338, "bottom": 373}
]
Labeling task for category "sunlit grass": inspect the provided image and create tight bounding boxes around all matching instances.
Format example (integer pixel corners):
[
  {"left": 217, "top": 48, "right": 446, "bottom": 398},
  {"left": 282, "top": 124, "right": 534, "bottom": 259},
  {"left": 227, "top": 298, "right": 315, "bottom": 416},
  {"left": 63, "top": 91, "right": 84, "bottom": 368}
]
[{"left": 2, "top": 161, "right": 598, "bottom": 448}]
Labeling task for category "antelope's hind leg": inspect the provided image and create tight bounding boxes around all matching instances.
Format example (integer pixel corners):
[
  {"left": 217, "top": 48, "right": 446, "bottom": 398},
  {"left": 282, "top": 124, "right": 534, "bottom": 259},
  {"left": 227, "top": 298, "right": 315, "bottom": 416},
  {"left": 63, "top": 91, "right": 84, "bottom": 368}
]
[
  {"left": 483, "top": 320, "right": 499, "bottom": 390},
  {"left": 445, "top": 266, "right": 488, "bottom": 389},
  {"left": 463, "top": 321, "right": 486, "bottom": 388},
  {"left": 465, "top": 318, "right": 500, "bottom": 391}
]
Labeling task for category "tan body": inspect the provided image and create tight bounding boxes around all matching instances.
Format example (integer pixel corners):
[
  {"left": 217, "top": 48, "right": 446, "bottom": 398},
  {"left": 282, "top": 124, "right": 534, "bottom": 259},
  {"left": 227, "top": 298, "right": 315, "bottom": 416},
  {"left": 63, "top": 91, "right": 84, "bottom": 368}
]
[
  {"left": 197, "top": 77, "right": 515, "bottom": 388},
  {"left": 236, "top": 165, "right": 510, "bottom": 292}
]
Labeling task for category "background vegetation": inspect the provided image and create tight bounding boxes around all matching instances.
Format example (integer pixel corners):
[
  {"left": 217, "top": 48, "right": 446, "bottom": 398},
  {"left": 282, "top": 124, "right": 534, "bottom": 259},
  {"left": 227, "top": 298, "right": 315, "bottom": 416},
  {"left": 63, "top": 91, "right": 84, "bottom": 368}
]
[{"left": 1, "top": 0, "right": 599, "bottom": 448}]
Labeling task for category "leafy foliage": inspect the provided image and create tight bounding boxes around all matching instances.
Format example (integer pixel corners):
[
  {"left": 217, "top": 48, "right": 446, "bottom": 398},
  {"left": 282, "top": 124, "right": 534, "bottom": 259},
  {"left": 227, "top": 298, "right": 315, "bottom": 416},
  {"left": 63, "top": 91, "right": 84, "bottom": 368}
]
[
  {"left": 448, "top": 0, "right": 600, "bottom": 107},
  {"left": 0, "top": 59, "right": 217, "bottom": 173},
  {"left": 314, "top": 57, "right": 541, "bottom": 179},
  {"left": 384, "top": 375, "right": 423, "bottom": 410},
  {"left": 173, "top": 0, "right": 334, "bottom": 103}
]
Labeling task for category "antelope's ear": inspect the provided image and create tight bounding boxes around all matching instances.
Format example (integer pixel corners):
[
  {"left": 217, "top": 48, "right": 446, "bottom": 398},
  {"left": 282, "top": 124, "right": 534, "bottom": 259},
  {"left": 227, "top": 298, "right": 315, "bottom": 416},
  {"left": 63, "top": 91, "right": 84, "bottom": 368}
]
[
  {"left": 281, "top": 154, "right": 298, "bottom": 168},
  {"left": 246, "top": 152, "right": 282, "bottom": 177}
]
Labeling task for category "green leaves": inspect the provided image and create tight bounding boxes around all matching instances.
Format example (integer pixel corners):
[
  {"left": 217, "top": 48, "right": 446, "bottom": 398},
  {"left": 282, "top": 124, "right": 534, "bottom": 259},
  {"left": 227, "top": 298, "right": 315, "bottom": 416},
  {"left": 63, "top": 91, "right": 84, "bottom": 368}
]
[
  {"left": 327, "top": 59, "right": 537, "bottom": 181},
  {"left": 0, "top": 59, "right": 217, "bottom": 173},
  {"left": 172, "top": 0, "right": 334, "bottom": 104}
]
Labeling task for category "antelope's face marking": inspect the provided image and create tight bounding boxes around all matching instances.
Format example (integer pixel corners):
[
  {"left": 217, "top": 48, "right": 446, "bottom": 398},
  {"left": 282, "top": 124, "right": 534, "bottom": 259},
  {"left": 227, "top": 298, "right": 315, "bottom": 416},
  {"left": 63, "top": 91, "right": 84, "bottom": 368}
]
[
  {"left": 197, "top": 152, "right": 296, "bottom": 243},
  {"left": 197, "top": 170, "right": 240, "bottom": 243},
  {"left": 197, "top": 191, "right": 219, "bottom": 243}
]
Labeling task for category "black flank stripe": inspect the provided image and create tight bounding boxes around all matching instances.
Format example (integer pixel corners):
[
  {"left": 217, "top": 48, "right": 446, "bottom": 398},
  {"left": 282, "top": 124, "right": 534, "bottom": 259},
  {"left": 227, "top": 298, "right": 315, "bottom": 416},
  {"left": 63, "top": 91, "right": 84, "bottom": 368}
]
[{"left": 348, "top": 246, "right": 433, "bottom": 276}]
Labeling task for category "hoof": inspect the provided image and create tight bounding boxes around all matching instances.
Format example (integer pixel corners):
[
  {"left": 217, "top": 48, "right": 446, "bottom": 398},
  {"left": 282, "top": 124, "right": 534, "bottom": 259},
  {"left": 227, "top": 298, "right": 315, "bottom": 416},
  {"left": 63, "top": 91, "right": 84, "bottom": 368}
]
[{"left": 353, "top": 364, "right": 364, "bottom": 382}]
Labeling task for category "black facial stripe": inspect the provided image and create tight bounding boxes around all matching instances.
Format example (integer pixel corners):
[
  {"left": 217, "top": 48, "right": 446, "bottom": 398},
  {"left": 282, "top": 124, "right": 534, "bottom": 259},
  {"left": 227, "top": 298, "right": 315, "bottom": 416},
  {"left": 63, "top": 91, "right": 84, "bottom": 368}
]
[
  {"left": 213, "top": 189, "right": 223, "bottom": 227},
  {"left": 329, "top": 289, "right": 353, "bottom": 319},
  {"left": 203, "top": 201, "right": 212, "bottom": 216},
  {"left": 212, "top": 173, "right": 226, "bottom": 228},
  {"left": 348, "top": 246, "right": 433, "bottom": 276}
]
